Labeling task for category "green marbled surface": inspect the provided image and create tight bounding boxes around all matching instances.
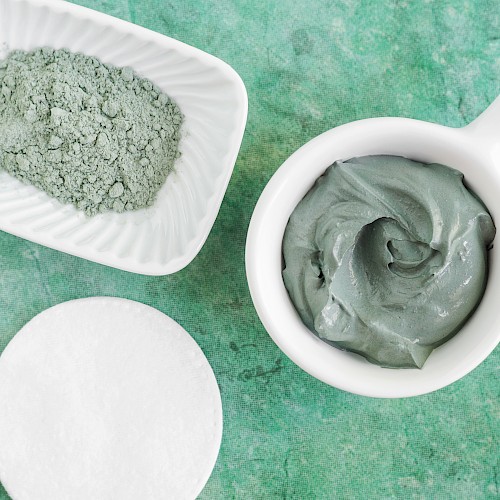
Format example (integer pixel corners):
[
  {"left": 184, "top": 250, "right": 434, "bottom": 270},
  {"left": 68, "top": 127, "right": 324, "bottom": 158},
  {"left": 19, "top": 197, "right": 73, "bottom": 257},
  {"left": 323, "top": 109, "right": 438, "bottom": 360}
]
[{"left": 0, "top": 0, "right": 499, "bottom": 498}]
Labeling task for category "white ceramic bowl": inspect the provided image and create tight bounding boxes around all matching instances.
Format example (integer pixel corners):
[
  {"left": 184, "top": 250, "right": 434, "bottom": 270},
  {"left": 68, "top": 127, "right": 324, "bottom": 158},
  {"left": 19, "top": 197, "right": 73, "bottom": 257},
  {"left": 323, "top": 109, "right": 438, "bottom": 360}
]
[
  {"left": 0, "top": 0, "right": 247, "bottom": 275},
  {"left": 246, "top": 96, "right": 500, "bottom": 398}
]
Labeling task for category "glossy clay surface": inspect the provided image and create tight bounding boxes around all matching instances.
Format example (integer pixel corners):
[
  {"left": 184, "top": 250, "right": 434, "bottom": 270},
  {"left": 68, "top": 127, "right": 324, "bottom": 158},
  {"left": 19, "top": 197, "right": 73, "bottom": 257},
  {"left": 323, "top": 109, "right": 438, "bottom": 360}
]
[{"left": 283, "top": 156, "right": 495, "bottom": 368}]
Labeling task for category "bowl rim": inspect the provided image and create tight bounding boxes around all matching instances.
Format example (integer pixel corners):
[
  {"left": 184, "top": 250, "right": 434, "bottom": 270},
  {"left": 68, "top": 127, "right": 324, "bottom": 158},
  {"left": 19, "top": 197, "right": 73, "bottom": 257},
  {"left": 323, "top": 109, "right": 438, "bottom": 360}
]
[{"left": 246, "top": 116, "right": 500, "bottom": 398}]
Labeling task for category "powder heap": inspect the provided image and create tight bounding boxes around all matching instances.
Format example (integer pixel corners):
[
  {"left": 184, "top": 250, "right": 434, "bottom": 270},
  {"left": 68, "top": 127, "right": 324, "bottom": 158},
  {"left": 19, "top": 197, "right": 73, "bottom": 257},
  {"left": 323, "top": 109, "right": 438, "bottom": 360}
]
[{"left": 0, "top": 47, "right": 183, "bottom": 216}]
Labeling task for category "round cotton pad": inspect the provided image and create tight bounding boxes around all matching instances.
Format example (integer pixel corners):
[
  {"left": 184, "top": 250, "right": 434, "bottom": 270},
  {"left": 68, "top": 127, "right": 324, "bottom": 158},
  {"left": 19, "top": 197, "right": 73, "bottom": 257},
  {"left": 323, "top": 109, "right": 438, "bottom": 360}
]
[{"left": 0, "top": 297, "right": 222, "bottom": 500}]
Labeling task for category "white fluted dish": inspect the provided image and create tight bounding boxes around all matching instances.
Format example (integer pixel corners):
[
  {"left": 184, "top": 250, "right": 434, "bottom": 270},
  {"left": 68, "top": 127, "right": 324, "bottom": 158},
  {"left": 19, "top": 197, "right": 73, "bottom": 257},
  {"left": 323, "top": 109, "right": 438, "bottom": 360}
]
[
  {"left": 0, "top": 0, "right": 247, "bottom": 275},
  {"left": 246, "top": 97, "right": 500, "bottom": 398}
]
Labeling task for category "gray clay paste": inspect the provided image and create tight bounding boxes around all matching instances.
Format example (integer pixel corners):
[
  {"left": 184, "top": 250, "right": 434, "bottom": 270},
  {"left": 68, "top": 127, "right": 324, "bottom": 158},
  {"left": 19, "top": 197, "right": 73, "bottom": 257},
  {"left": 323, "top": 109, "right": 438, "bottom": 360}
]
[{"left": 282, "top": 156, "right": 495, "bottom": 368}]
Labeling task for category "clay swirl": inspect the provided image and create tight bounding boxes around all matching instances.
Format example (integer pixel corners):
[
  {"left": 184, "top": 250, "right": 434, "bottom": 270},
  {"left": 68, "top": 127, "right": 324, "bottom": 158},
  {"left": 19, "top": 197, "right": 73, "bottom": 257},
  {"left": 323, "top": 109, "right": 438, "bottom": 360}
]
[{"left": 282, "top": 156, "right": 495, "bottom": 368}]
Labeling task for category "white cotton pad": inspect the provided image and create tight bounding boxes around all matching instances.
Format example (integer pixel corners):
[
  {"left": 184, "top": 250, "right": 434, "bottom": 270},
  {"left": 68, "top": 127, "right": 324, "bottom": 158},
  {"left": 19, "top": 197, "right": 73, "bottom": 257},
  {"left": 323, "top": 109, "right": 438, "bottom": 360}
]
[{"left": 0, "top": 297, "right": 222, "bottom": 500}]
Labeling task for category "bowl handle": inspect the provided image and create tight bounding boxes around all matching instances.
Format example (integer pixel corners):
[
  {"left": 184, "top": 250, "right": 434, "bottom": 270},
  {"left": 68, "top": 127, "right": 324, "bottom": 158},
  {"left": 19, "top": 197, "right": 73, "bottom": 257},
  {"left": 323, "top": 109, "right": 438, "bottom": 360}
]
[{"left": 464, "top": 95, "right": 500, "bottom": 147}]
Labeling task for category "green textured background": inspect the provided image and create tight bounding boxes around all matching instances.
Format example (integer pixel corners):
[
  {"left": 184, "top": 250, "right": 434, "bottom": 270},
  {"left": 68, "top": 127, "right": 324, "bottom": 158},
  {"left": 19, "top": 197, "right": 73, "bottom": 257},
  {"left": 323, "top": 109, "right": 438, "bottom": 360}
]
[{"left": 1, "top": 0, "right": 499, "bottom": 498}]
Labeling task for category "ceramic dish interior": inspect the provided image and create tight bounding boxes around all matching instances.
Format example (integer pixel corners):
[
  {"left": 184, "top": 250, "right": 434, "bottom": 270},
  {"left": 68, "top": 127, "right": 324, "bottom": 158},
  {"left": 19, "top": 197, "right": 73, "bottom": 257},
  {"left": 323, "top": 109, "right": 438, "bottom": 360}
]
[
  {"left": 0, "top": 0, "right": 248, "bottom": 275},
  {"left": 246, "top": 96, "right": 500, "bottom": 398}
]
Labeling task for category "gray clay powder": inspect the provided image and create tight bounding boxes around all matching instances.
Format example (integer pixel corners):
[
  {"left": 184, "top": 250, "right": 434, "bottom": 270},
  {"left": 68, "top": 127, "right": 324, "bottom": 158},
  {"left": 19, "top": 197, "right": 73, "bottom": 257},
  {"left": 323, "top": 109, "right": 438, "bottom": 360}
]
[{"left": 0, "top": 47, "right": 183, "bottom": 215}]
